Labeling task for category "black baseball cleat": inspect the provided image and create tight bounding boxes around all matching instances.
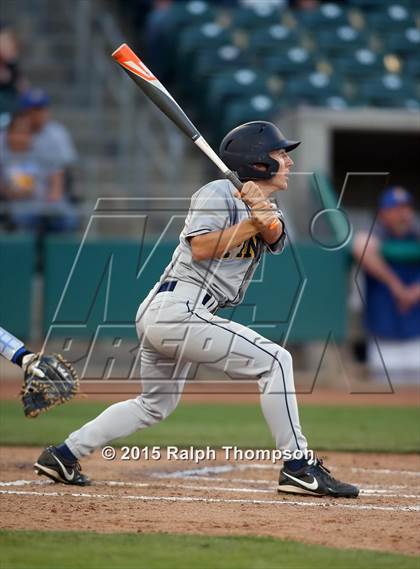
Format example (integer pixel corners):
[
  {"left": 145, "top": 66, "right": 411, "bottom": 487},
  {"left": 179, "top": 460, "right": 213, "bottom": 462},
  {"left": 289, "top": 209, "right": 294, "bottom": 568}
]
[
  {"left": 278, "top": 458, "right": 359, "bottom": 498},
  {"left": 34, "top": 446, "right": 91, "bottom": 486}
]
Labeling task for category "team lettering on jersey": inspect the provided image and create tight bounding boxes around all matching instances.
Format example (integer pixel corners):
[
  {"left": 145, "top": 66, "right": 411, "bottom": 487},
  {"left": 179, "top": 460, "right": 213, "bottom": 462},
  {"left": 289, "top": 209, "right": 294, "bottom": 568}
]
[{"left": 223, "top": 235, "right": 259, "bottom": 259}]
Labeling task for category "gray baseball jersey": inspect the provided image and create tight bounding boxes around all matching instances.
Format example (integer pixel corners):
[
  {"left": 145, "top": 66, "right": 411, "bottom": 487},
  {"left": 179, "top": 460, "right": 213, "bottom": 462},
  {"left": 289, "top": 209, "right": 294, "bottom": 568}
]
[
  {"left": 65, "top": 179, "right": 308, "bottom": 461},
  {"left": 164, "top": 179, "right": 286, "bottom": 307}
]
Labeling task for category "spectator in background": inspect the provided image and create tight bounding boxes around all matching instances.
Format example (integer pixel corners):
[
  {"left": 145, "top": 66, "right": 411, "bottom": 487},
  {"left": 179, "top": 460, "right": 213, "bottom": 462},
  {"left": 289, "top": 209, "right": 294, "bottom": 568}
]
[
  {"left": 19, "top": 88, "right": 79, "bottom": 202},
  {"left": 0, "top": 24, "right": 26, "bottom": 115},
  {"left": 353, "top": 187, "right": 420, "bottom": 381},
  {"left": 241, "top": 0, "right": 285, "bottom": 8},
  {"left": 0, "top": 112, "right": 78, "bottom": 232}
]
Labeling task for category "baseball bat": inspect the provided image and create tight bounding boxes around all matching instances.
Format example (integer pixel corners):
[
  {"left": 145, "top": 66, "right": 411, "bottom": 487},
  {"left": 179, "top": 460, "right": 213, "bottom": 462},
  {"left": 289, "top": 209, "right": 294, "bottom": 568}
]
[
  {"left": 112, "top": 43, "right": 242, "bottom": 189},
  {"left": 111, "top": 44, "right": 279, "bottom": 228}
]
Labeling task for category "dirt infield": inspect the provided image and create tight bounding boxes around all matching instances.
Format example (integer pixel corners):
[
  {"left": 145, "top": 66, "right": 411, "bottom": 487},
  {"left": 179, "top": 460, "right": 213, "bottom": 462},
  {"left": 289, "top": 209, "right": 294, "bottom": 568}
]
[{"left": 0, "top": 447, "right": 419, "bottom": 556}]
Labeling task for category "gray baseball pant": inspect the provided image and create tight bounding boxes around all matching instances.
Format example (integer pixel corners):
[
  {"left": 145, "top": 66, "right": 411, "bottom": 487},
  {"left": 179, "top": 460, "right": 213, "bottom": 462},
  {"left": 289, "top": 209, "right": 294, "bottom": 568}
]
[{"left": 65, "top": 282, "right": 308, "bottom": 458}]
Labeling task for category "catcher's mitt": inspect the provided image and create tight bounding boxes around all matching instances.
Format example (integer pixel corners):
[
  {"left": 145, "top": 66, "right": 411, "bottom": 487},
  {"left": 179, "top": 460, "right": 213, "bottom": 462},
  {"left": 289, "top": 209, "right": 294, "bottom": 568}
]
[{"left": 20, "top": 353, "right": 79, "bottom": 418}]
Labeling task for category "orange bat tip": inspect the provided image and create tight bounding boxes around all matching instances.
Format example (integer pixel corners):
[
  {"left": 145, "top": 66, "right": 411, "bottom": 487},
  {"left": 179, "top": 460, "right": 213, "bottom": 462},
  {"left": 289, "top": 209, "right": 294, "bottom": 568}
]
[
  {"left": 111, "top": 43, "right": 128, "bottom": 57},
  {"left": 111, "top": 43, "right": 157, "bottom": 82},
  {"left": 111, "top": 43, "right": 136, "bottom": 63}
]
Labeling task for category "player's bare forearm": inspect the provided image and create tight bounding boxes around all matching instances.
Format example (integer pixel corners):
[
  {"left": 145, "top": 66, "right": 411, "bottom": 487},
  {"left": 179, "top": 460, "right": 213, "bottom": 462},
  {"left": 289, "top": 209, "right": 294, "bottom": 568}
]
[
  {"left": 48, "top": 170, "right": 64, "bottom": 202},
  {"left": 353, "top": 233, "right": 404, "bottom": 294},
  {"left": 259, "top": 218, "right": 284, "bottom": 245},
  {"left": 361, "top": 253, "right": 402, "bottom": 293},
  {"left": 353, "top": 232, "right": 419, "bottom": 312},
  {"left": 190, "top": 219, "right": 258, "bottom": 261}
]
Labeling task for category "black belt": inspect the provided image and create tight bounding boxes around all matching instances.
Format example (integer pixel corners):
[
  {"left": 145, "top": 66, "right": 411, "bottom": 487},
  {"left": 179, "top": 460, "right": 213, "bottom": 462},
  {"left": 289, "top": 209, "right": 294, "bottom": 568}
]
[{"left": 157, "top": 280, "right": 217, "bottom": 312}]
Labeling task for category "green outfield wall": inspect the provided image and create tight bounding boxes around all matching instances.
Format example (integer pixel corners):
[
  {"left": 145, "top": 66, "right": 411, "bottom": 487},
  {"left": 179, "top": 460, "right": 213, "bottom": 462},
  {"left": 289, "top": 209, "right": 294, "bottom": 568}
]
[
  {"left": 1, "top": 234, "right": 350, "bottom": 343},
  {"left": 0, "top": 235, "right": 36, "bottom": 340}
]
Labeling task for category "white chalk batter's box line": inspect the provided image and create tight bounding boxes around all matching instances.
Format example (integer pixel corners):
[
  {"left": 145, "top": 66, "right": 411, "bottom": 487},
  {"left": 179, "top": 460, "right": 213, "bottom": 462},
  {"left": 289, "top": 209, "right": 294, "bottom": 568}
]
[
  {"left": 1, "top": 479, "right": 419, "bottom": 510},
  {"left": 1, "top": 463, "right": 419, "bottom": 513},
  {"left": 1, "top": 477, "right": 419, "bottom": 492},
  {"left": 1, "top": 478, "right": 419, "bottom": 500},
  {"left": 1, "top": 487, "right": 419, "bottom": 513},
  {"left": 150, "top": 463, "right": 420, "bottom": 478},
  {"left": 151, "top": 475, "right": 419, "bottom": 492}
]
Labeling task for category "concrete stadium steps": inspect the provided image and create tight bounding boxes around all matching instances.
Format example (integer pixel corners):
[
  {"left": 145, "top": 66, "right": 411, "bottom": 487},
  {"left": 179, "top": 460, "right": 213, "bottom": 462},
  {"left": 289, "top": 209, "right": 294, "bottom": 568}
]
[
  {"left": 49, "top": 108, "right": 122, "bottom": 154},
  {"left": 20, "top": 59, "right": 74, "bottom": 85},
  {"left": 6, "top": 0, "right": 208, "bottom": 231}
]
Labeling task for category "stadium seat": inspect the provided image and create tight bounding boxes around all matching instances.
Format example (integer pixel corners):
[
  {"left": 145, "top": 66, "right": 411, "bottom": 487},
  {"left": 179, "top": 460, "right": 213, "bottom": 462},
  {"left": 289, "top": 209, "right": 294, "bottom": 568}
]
[
  {"left": 207, "top": 68, "right": 273, "bottom": 111},
  {"left": 155, "top": 0, "right": 420, "bottom": 133},
  {"left": 386, "top": 28, "right": 420, "bottom": 55},
  {"left": 332, "top": 48, "right": 385, "bottom": 78},
  {"left": 229, "top": 4, "right": 284, "bottom": 30},
  {"left": 165, "top": 1, "right": 217, "bottom": 34},
  {"left": 348, "top": 0, "right": 413, "bottom": 9},
  {"left": 263, "top": 46, "right": 316, "bottom": 77},
  {"left": 358, "top": 73, "right": 418, "bottom": 107},
  {"left": 366, "top": 4, "right": 416, "bottom": 31},
  {"left": 313, "top": 95, "right": 352, "bottom": 110},
  {"left": 190, "top": 45, "right": 254, "bottom": 110},
  {"left": 247, "top": 25, "right": 300, "bottom": 57},
  {"left": 284, "top": 72, "right": 345, "bottom": 104},
  {"left": 366, "top": 96, "right": 420, "bottom": 110},
  {"left": 347, "top": 0, "right": 386, "bottom": 7},
  {"left": 193, "top": 44, "right": 253, "bottom": 81},
  {"left": 176, "top": 22, "right": 232, "bottom": 67},
  {"left": 404, "top": 57, "right": 420, "bottom": 78},
  {"left": 316, "top": 26, "right": 368, "bottom": 55},
  {"left": 296, "top": 3, "right": 349, "bottom": 29},
  {"left": 172, "top": 27, "right": 222, "bottom": 98},
  {"left": 221, "top": 94, "right": 282, "bottom": 134}
]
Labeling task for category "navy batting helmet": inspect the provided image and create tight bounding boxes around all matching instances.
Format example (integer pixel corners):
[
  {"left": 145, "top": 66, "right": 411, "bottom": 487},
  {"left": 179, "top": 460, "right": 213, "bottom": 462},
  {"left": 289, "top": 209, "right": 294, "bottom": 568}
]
[{"left": 219, "top": 121, "right": 301, "bottom": 182}]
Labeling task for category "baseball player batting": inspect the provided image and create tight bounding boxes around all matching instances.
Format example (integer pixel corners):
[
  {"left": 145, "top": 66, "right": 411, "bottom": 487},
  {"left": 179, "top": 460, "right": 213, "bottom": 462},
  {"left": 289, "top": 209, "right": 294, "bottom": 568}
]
[{"left": 32, "top": 121, "right": 358, "bottom": 498}]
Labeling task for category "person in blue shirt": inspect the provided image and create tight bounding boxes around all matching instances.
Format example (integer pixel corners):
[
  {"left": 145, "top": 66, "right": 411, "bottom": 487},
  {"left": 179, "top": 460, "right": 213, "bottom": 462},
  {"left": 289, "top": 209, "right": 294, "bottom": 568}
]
[
  {"left": 353, "top": 186, "right": 419, "bottom": 379},
  {"left": 0, "top": 111, "right": 78, "bottom": 232},
  {"left": 18, "top": 89, "right": 78, "bottom": 171}
]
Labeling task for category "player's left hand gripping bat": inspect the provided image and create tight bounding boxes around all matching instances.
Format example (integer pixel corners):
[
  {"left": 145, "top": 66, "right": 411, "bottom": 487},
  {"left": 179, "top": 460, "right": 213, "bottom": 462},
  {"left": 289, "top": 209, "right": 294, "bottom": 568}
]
[{"left": 111, "top": 44, "right": 280, "bottom": 230}]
